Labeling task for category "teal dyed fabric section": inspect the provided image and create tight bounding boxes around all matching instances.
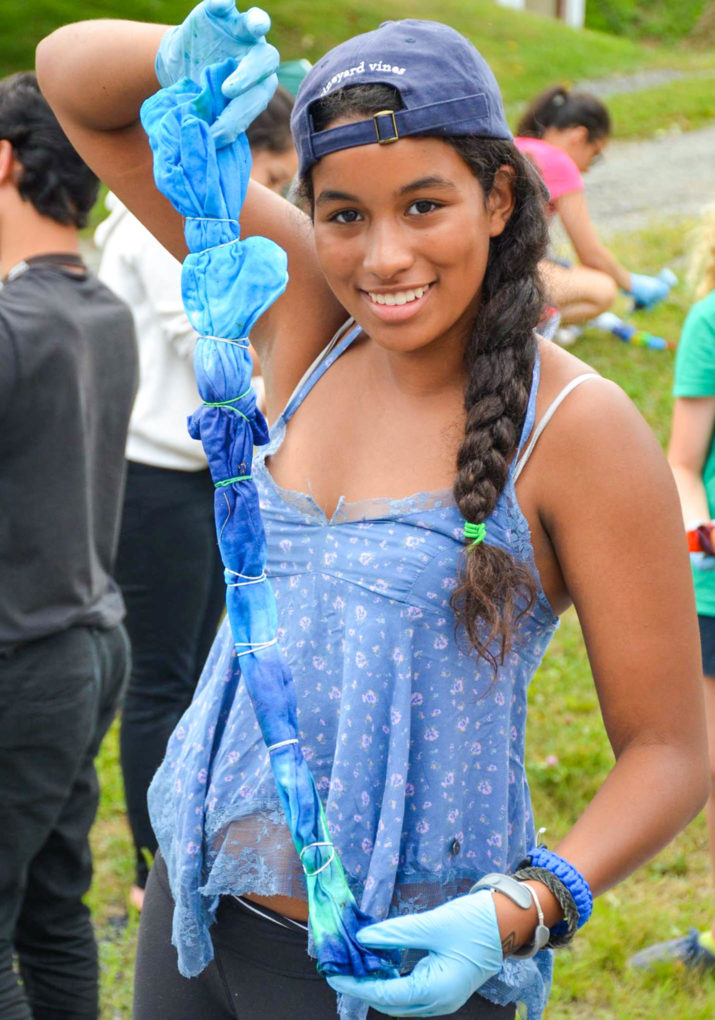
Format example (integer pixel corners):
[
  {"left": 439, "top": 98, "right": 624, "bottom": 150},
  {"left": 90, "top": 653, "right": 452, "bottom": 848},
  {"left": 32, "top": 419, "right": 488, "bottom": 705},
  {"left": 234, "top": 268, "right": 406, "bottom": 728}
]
[{"left": 140, "top": 62, "right": 398, "bottom": 982}]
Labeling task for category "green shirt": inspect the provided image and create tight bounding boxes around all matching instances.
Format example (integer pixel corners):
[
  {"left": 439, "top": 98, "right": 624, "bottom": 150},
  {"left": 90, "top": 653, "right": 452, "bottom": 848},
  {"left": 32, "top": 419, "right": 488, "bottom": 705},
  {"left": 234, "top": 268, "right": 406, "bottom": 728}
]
[{"left": 673, "top": 289, "right": 715, "bottom": 615}]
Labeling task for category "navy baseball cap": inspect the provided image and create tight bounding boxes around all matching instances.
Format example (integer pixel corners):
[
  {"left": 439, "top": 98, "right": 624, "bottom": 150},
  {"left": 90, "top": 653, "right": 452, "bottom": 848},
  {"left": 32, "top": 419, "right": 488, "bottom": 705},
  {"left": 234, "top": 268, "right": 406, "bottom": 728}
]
[{"left": 291, "top": 19, "right": 512, "bottom": 176}]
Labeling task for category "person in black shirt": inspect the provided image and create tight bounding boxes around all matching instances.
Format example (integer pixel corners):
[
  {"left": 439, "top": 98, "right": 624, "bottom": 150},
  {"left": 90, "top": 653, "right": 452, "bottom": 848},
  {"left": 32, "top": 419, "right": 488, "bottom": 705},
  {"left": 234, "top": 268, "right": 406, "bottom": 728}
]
[{"left": 0, "top": 72, "right": 138, "bottom": 1020}]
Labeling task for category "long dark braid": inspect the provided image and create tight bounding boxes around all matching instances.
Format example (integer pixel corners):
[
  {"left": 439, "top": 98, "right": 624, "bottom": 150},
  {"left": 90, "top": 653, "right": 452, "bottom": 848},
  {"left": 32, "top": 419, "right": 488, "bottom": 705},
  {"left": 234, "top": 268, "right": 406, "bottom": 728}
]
[
  {"left": 300, "top": 85, "right": 549, "bottom": 669},
  {"left": 448, "top": 137, "right": 547, "bottom": 668}
]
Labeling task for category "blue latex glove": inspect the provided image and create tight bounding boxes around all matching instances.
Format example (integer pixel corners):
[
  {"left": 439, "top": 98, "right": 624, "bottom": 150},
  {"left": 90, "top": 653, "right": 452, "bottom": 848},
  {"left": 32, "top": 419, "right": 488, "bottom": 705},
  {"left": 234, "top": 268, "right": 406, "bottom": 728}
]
[
  {"left": 627, "top": 272, "right": 671, "bottom": 310},
  {"left": 156, "top": 1, "right": 277, "bottom": 91},
  {"left": 211, "top": 45, "right": 279, "bottom": 147},
  {"left": 327, "top": 890, "right": 504, "bottom": 1017}
]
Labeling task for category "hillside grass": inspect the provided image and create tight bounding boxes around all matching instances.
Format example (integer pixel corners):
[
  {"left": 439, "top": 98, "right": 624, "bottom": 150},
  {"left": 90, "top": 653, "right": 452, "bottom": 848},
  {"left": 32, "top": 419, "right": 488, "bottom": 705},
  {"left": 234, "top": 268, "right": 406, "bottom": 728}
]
[
  {"left": 6, "top": 0, "right": 714, "bottom": 97},
  {"left": 585, "top": 0, "right": 712, "bottom": 43},
  {"left": 88, "top": 212, "right": 715, "bottom": 1018},
  {"left": 10, "top": 1, "right": 714, "bottom": 143}
]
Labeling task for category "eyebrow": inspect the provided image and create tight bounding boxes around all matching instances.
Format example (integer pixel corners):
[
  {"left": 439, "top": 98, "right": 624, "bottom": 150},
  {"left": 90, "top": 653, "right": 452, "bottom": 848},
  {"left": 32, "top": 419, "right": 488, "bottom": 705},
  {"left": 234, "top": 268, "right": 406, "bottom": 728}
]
[{"left": 315, "top": 175, "right": 458, "bottom": 207}]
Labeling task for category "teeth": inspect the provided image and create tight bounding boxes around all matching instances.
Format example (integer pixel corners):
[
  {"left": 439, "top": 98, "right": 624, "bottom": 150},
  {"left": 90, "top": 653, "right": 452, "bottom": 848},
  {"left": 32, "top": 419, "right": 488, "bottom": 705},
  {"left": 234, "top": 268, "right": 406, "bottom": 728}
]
[{"left": 368, "top": 285, "right": 429, "bottom": 306}]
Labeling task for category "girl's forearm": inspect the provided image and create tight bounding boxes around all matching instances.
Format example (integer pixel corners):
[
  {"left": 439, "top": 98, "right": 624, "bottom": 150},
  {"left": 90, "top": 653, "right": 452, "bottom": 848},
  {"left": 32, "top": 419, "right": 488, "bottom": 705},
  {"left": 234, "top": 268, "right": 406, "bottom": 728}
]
[{"left": 669, "top": 464, "right": 711, "bottom": 526}]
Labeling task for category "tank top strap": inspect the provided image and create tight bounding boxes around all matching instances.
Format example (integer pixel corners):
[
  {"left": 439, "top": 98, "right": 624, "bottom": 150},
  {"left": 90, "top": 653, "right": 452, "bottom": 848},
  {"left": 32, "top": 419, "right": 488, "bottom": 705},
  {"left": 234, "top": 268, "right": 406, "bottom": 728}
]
[
  {"left": 513, "top": 372, "right": 600, "bottom": 484},
  {"left": 282, "top": 318, "right": 362, "bottom": 424},
  {"left": 512, "top": 342, "right": 542, "bottom": 467}
]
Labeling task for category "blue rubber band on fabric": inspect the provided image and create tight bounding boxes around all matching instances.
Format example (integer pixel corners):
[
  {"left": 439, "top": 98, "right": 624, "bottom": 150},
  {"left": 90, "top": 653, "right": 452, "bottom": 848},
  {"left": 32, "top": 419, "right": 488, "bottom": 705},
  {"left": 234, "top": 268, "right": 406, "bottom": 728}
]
[{"left": 525, "top": 845, "right": 593, "bottom": 930}]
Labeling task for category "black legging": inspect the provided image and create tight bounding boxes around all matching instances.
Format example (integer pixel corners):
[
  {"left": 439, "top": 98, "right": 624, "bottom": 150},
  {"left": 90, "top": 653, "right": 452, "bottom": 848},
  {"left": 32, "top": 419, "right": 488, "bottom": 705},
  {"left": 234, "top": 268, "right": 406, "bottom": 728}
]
[
  {"left": 115, "top": 462, "right": 225, "bottom": 888},
  {"left": 134, "top": 854, "right": 517, "bottom": 1020}
]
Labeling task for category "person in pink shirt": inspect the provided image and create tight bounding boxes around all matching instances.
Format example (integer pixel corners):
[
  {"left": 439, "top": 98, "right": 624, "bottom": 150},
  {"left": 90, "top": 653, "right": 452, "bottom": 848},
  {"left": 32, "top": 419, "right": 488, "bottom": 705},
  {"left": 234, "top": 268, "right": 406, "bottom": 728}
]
[{"left": 515, "top": 86, "right": 672, "bottom": 335}]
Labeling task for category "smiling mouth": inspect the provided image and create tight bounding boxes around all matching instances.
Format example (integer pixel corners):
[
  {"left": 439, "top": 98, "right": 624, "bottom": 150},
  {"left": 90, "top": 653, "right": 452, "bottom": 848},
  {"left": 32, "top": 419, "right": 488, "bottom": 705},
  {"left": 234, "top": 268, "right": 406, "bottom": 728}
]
[{"left": 366, "top": 284, "right": 431, "bottom": 306}]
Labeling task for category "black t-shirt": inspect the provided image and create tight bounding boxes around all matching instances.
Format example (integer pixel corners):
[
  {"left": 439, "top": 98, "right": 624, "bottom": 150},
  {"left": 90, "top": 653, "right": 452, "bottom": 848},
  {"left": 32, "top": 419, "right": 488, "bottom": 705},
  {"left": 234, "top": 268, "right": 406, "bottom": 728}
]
[{"left": 0, "top": 262, "right": 138, "bottom": 646}]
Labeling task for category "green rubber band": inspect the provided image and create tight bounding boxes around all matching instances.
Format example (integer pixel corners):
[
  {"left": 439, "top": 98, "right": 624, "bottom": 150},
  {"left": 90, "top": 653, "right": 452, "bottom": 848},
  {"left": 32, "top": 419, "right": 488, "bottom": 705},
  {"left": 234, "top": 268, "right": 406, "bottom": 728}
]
[
  {"left": 203, "top": 390, "right": 253, "bottom": 422},
  {"left": 215, "top": 475, "right": 252, "bottom": 488},
  {"left": 463, "top": 521, "right": 486, "bottom": 546},
  {"left": 203, "top": 388, "right": 252, "bottom": 408}
]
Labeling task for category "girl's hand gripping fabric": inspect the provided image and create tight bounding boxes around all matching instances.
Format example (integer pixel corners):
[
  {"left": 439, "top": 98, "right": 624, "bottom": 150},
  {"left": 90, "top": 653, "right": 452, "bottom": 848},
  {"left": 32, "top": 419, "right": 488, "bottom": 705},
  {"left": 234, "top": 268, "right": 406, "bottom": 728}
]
[
  {"left": 156, "top": 1, "right": 279, "bottom": 142},
  {"left": 327, "top": 890, "right": 504, "bottom": 1017}
]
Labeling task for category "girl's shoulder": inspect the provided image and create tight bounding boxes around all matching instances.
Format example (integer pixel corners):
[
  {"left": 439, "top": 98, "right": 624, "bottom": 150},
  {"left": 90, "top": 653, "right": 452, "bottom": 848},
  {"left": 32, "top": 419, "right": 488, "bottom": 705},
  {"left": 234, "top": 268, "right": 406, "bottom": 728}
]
[{"left": 533, "top": 336, "right": 643, "bottom": 456}]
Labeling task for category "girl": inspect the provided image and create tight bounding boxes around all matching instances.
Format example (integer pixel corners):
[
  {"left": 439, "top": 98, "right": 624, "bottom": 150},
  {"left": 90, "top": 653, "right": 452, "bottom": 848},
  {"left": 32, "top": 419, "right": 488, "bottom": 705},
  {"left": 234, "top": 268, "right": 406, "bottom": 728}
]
[
  {"left": 37, "top": 6, "right": 708, "bottom": 1018},
  {"left": 630, "top": 204, "right": 715, "bottom": 971},
  {"left": 515, "top": 85, "right": 672, "bottom": 333}
]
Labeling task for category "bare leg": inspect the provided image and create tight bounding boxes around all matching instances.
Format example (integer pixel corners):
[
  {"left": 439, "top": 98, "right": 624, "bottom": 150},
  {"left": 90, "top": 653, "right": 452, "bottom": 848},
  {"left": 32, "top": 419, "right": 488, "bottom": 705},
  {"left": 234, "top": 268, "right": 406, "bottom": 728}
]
[
  {"left": 704, "top": 675, "right": 715, "bottom": 939},
  {"left": 539, "top": 259, "right": 618, "bottom": 324}
]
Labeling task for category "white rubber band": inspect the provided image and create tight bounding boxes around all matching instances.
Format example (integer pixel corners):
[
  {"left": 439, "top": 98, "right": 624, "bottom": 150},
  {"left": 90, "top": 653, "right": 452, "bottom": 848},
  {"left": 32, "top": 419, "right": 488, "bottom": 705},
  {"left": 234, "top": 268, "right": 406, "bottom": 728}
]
[
  {"left": 266, "top": 738, "right": 299, "bottom": 753},
  {"left": 234, "top": 637, "right": 278, "bottom": 658},
  {"left": 199, "top": 334, "right": 250, "bottom": 349},
  {"left": 299, "top": 841, "right": 336, "bottom": 877},
  {"left": 226, "top": 568, "right": 266, "bottom": 588}
]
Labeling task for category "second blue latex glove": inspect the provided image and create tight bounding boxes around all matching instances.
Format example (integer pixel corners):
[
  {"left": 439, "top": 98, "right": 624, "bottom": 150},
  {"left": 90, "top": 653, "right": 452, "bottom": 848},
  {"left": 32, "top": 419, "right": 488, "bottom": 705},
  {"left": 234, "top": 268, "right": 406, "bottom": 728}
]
[
  {"left": 327, "top": 889, "right": 504, "bottom": 1017},
  {"left": 628, "top": 271, "right": 671, "bottom": 310}
]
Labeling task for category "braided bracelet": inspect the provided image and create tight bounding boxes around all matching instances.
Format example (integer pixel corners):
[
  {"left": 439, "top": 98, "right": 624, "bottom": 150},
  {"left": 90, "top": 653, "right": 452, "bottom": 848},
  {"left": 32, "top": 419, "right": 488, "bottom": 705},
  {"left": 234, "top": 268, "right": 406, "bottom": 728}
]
[{"left": 513, "top": 866, "right": 579, "bottom": 948}]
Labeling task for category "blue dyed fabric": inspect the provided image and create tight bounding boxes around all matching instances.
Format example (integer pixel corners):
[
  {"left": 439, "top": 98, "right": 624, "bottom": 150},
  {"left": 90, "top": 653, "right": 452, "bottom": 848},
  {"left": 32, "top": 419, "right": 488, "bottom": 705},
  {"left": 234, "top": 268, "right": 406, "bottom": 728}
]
[
  {"left": 140, "top": 61, "right": 398, "bottom": 992},
  {"left": 149, "top": 320, "right": 559, "bottom": 1018}
]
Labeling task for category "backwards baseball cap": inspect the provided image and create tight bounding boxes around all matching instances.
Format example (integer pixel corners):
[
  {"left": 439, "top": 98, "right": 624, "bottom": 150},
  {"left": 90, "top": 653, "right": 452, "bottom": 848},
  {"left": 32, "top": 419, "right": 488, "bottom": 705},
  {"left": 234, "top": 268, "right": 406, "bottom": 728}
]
[{"left": 291, "top": 19, "right": 512, "bottom": 176}]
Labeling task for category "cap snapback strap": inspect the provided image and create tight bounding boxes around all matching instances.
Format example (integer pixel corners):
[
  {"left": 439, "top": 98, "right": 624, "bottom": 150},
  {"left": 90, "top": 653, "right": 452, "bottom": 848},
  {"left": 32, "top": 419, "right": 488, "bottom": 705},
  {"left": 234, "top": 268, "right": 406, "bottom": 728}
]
[{"left": 310, "top": 92, "right": 500, "bottom": 161}]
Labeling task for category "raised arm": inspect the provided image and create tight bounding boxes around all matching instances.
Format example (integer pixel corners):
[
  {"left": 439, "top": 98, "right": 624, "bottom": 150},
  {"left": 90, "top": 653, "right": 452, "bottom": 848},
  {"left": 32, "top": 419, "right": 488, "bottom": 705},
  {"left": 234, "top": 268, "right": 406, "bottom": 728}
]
[{"left": 36, "top": 7, "right": 345, "bottom": 392}]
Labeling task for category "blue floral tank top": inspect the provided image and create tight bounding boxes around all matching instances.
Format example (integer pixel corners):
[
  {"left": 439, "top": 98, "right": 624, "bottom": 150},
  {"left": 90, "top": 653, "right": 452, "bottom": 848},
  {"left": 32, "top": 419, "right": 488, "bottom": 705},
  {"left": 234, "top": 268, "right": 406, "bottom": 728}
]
[{"left": 149, "top": 323, "right": 559, "bottom": 1017}]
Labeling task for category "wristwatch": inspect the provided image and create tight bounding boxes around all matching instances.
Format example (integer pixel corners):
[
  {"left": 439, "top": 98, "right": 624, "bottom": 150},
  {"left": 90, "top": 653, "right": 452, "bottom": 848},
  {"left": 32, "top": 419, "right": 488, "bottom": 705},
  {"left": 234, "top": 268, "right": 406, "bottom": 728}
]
[{"left": 470, "top": 873, "right": 550, "bottom": 959}]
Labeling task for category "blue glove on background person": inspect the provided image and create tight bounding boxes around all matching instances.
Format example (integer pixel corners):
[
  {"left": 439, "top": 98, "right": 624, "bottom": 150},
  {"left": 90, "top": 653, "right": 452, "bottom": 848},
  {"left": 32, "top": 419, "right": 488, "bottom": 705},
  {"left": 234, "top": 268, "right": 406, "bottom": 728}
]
[
  {"left": 327, "top": 890, "right": 504, "bottom": 1017},
  {"left": 156, "top": 1, "right": 279, "bottom": 148},
  {"left": 628, "top": 269, "right": 675, "bottom": 310}
]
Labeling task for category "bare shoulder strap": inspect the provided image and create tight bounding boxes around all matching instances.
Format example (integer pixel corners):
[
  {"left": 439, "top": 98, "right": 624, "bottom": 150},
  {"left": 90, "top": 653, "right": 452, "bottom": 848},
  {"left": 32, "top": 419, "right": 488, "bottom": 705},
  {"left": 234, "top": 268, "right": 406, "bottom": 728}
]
[
  {"left": 513, "top": 374, "right": 601, "bottom": 483},
  {"left": 281, "top": 318, "right": 359, "bottom": 423}
]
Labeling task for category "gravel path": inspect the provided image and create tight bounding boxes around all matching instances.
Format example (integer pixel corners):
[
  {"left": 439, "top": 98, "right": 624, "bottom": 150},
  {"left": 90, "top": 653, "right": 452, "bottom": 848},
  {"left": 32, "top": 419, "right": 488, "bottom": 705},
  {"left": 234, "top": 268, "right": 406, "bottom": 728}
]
[{"left": 580, "top": 121, "right": 715, "bottom": 236}]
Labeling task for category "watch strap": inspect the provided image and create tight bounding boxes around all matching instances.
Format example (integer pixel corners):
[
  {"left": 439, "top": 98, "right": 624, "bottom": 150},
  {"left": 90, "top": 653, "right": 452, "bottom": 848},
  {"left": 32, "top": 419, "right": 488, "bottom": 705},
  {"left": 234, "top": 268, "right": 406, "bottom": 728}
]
[{"left": 470, "top": 873, "right": 549, "bottom": 958}]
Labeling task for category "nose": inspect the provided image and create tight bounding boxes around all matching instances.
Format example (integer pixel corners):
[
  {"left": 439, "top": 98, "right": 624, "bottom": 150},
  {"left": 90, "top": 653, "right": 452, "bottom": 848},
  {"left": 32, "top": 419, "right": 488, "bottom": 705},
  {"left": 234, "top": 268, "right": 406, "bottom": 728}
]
[{"left": 362, "top": 218, "right": 414, "bottom": 280}]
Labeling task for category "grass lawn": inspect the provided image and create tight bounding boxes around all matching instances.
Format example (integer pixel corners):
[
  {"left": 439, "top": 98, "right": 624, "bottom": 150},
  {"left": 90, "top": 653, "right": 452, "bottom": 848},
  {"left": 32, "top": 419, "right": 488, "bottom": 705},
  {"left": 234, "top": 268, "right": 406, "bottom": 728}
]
[
  {"left": 89, "top": 210, "right": 715, "bottom": 1017},
  {"left": 8, "top": 0, "right": 715, "bottom": 142}
]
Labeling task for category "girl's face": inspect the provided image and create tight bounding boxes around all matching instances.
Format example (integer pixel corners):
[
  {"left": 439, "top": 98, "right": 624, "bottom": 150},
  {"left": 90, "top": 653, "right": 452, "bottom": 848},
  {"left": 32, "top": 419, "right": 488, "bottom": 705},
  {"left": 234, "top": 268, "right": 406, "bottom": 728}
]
[
  {"left": 546, "top": 125, "right": 608, "bottom": 173},
  {"left": 311, "top": 134, "right": 514, "bottom": 356}
]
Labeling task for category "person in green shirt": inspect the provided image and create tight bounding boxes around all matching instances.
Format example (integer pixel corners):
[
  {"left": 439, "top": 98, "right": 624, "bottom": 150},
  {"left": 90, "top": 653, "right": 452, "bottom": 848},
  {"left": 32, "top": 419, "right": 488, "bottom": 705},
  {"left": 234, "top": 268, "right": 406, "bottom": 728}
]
[{"left": 631, "top": 205, "right": 715, "bottom": 970}]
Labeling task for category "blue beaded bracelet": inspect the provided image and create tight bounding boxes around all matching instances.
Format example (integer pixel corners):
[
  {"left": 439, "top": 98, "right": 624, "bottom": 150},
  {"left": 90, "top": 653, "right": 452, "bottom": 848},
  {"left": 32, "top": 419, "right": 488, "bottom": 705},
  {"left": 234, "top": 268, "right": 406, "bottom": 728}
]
[{"left": 524, "top": 846, "right": 593, "bottom": 930}]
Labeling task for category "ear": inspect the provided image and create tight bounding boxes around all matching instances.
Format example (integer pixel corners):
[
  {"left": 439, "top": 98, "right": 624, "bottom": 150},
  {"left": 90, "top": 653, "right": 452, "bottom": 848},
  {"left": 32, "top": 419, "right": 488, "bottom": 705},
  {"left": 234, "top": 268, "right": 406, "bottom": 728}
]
[
  {"left": 571, "top": 125, "right": 589, "bottom": 146},
  {"left": 0, "top": 139, "right": 17, "bottom": 186},
  {"left": 487, "top": 165, "right": 516, "bottom": 238}
]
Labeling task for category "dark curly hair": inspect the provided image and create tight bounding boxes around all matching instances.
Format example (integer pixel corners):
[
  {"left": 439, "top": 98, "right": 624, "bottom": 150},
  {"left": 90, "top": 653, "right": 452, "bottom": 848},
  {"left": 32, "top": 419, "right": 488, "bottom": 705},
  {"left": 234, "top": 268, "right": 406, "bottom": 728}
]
[
  {"left": 0, "top": 71, "right": 98, "bottom": 228},
  {"left": 299, "top": 84, "right": 549, "bottom": 669}
]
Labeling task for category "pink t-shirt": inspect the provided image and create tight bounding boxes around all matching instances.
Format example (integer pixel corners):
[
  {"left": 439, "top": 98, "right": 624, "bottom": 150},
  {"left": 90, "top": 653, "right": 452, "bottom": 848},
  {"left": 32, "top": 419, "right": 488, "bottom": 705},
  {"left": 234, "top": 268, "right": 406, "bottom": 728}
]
[{"left": 514, "top": 136, "right": 584, "bottom": 219}]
